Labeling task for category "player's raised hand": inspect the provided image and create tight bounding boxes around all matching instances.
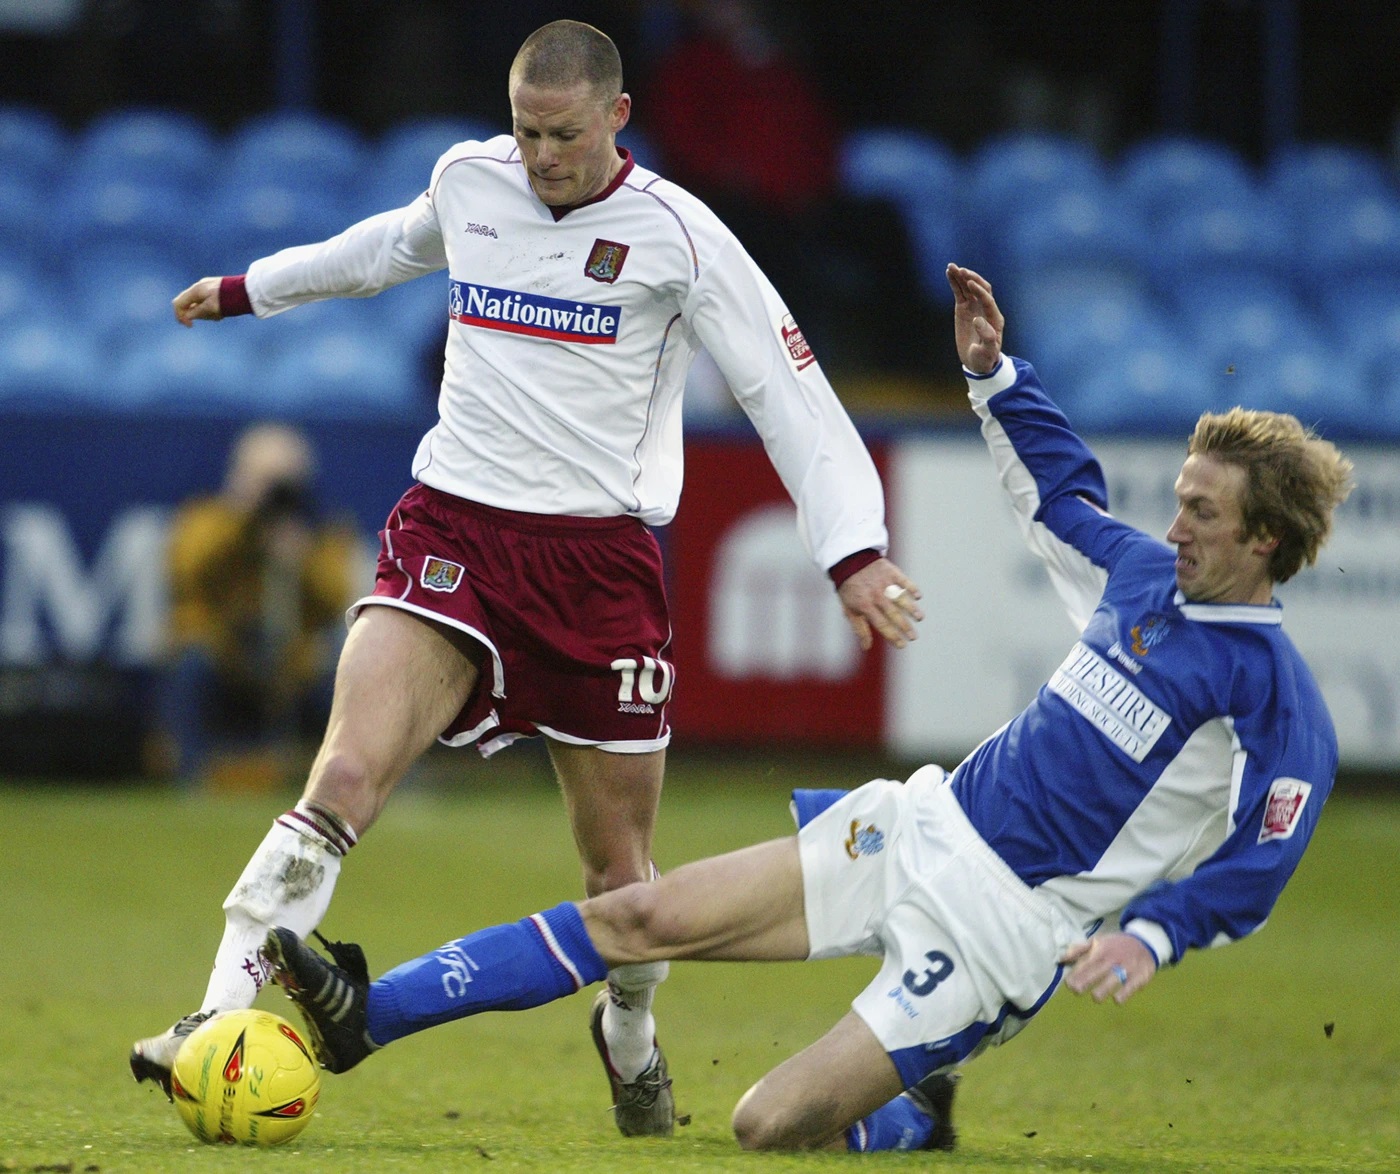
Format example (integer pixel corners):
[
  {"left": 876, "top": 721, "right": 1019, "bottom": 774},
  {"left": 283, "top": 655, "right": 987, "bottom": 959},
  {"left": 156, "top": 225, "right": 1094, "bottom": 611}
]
[
  {"left": 173, "top": 277, "right": 226, "bottom": 327},
  {"left": 837, "top": 557, "right": 923, "bottom": 651},
  {"left": 946, "top": 264, "right": 1004, "bottom": 375}
]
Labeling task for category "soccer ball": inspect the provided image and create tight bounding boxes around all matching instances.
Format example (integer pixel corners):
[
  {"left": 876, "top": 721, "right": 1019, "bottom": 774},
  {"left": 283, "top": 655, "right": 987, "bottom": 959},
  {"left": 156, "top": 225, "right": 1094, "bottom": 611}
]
[{"left": 170, "top": 1009, "right": 321, "bottom": 1146}]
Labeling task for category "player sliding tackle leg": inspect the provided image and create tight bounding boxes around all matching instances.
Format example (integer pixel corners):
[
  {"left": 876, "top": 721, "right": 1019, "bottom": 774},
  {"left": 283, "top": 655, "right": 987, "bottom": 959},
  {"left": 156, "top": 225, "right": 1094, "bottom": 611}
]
[{"left": 264, "top": 777, "right": 969, "bottom": 1153}]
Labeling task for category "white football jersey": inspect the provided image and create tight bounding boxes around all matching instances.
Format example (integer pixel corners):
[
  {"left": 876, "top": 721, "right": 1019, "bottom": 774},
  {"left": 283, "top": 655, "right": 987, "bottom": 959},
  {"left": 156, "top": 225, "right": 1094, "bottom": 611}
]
[{"left": 244, "top": 138, "right": 888, "bottom": 573}]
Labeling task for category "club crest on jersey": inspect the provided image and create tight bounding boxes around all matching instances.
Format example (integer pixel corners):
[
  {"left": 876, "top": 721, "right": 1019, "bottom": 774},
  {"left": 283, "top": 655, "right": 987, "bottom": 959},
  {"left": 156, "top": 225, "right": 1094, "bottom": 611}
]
[
  {"left": 420, "top": 556, "right": 465, "bottom": 593},
  {"left": 845, "top": 819, "right": 885, "bottom": 859},
  {"left": 1129, "top": 614, "right": 1171, "bottom": 656},
  {"left": 584, "top": 238, "right": 630, "bottom": 284},
  {"left": 1259, "top": 777, "right": 1312, "bottom": 843},
  {"left": 780, "top": 314, "right": 816, "bottom": 372},
  {"left": 449, "top": 280, "right": 620, "bottom": 344}
]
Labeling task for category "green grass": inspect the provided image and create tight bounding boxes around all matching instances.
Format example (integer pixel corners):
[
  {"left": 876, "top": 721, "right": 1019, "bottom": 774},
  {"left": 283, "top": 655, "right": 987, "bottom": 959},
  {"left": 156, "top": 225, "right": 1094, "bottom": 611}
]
[{"left": 1, "top": 753, "right": 1396, "bottom": 1172}]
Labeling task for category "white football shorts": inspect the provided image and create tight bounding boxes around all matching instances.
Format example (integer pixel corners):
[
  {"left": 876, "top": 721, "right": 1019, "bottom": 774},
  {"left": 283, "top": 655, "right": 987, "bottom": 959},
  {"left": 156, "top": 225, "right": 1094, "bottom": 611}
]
[{"left": 797, "top": 765, "right": 1081, "bottom": 1087}]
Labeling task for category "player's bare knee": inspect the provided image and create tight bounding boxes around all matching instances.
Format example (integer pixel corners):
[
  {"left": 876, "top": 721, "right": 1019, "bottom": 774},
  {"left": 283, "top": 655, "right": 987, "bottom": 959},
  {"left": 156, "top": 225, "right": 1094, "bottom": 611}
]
[
  {"left": 732, "top": 1083, "right": 842, "bottom": 1151},
  {"left": 584, "top": 882, "right": 668, "bottom": 959}
]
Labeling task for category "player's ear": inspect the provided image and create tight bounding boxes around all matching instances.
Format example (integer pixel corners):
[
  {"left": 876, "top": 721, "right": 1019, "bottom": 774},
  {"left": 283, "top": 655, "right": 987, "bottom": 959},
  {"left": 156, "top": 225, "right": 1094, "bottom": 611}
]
[{"left": 611, "top": 92, "right": 631, "bottom": 133}]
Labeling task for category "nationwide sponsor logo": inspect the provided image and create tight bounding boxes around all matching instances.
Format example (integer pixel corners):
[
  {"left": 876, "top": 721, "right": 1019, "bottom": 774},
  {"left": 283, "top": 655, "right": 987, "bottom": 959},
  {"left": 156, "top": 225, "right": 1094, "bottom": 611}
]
[
  {"left": 780, "top": 313, "right": 815, "bottom": 371},
  {"left": 464, "top": 222, "right": 498, "bottom": 238},
  {"left": 844, "top": 819, "right": 885, "bottom": 859},
  {"left": 584, "top": 238, "right": 629, "bottom": 283},
  {"left": 1048, "top": 641, "right": 1172, "bottom": 762},
  {"left": 420, "top": 556, "right": 465, "bottom": 593},
  {"left": 1129, "top": 613, "right": 1171, "bottom": 657},
  {"left": 1259, "top": 777, "right": 1312, "bottom": 843},
  {"left": 448, "top": 279, "right": 620, "bottom": 344}
]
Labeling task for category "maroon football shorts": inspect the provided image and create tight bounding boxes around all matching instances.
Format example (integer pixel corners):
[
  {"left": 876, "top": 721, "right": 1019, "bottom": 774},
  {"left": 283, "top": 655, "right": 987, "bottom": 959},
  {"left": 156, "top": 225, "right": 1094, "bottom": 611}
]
[{"left": 349, "top": 483, "right": 674, "bottom": 756}]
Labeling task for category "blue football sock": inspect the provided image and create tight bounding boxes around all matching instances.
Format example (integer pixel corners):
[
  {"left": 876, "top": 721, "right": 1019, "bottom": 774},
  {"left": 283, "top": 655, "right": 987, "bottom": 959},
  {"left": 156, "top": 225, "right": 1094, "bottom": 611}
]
[
  {"left": 366, "top": 902, "right": 608, "bottom": 1045},
  {"left": 846, "top": 1092, "right": 935, "bottom": 1152}
]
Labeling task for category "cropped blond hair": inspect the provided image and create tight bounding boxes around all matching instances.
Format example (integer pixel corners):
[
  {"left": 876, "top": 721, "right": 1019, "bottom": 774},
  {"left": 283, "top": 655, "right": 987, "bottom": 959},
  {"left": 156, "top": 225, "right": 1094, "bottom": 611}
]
[{"left": 510, "top": 20, "right": 622, "bottom": 101}]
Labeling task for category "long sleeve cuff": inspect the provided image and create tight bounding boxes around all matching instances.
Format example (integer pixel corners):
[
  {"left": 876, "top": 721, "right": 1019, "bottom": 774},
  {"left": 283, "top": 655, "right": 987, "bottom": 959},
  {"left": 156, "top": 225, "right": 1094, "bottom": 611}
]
[
  {"left": 219, "top": 275, "right": 253, "bottom": 318},
  {"left": 1121, "top": 918, "right": 1174, "bottom": 967},
  {"left": 827, "top": 548, "right": 882, "bottom": 587},
  {"left": 963, "top": 355, "right": 1016, "bottom": 404}
]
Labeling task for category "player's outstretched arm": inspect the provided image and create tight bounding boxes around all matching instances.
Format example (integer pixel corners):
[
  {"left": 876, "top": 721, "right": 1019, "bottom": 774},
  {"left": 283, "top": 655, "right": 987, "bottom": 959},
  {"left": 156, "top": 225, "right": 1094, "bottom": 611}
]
[
  {"left": 173, "top": 277, "right": 225, "bottom": 327},
  {"left": 946, "top": 264, "right": 1004, "bottom": 375},
  {"left": 837, "top": 557, "right": 923, "bottom": 651}
]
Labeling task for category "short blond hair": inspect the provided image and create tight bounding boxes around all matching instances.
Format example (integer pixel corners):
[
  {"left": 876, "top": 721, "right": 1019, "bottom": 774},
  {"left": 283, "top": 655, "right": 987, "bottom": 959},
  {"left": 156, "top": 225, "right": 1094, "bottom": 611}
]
[
  {"left": 1187, "top": 407, "right": 1354, "bottom": 583},
  {"left": 510, "top": 20, "right": 622, "bottom": 100}
]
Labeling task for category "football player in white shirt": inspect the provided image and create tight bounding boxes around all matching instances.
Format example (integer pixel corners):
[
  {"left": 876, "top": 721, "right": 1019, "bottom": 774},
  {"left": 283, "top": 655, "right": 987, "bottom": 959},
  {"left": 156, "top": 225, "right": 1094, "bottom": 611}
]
[{"left": 131, "top": 19, "right": 923, "bottom": 1135}]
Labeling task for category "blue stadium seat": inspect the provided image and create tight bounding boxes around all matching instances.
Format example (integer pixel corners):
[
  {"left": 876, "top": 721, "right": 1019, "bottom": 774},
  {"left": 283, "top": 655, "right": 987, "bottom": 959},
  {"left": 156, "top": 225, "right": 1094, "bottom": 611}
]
[
  {"left": 1116, "top": 135, "right": 1256, "bottom": 229},
  {"left": 71, "top": 108, "right": 220, "bottom": 189},
  {"left": 965, "top": 132, "right": 1110, "bottom": 280},
  {"left": 1298, "top": 190, "right": 1400, "bottom": 282},
  {"left": 1011, "top": 268, "right": 1165, "bottom": 392},
  {"left": 1266, "top": 141, "right": 1396, "bottom": 222},
  {"left": 0, "top": 103, "right": 69, "bottom": 184},
  {"left": 261, "top": 325, "right": 420, "bottom": 417},
  {"left": 1065, "top": 338, "right": 1218, "bottom": 435},
  {"left": 1003, "top": 186, "right": 1151, "bottom": 290},
  {"left": 204, "top": 180, "right": 353, "bottom": 271},
  {"left": 0, "top": 174, "right": 55, "bottom": 266},
  {"left": 839, "top": 128, "right": 963, "bottom": 300},
  {"left": 839, "top": 127, "right": 961, "bottom": 212},
  {"left": 375, "top": 275, "right": 451, "bottom": 356},
  {"left": 1315, "top": 274, "right": 1400, "bottom": 377},
  {"left": 616, "top": 124, "right": 657, "bottom": 170},
  {"left": 0, "top": 312, "right": 106, "bottom": 409},
  {"left": 109, "top": 319, "right": 262, "bottom": 413},
  {"left": 1148, "top": 191, "right": 1295, "bottom": 295},
  {"left": 1227, "top": 344, "right": 1372, "bottom": 436},
  {"left": 55, "top": 175, "right": 197, "bottom": 266},
  {"left": 226, "top": 112, "right": 367, "bottom": 194},
  {"left": 1163, "top": 272, "right": 1319, "bottom": 378},
  {"left": 86, "top": 253, "right": 188, "bottom": 347}
]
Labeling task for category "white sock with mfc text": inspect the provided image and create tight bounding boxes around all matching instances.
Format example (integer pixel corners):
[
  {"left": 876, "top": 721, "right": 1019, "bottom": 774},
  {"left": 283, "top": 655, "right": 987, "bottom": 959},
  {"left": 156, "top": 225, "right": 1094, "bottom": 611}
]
[
  {"left": 198, "top": 801, "right": 357, "bottom": 1014},
  {"left": 601, "top": 960, "right": 669, "bottom": 1082}
]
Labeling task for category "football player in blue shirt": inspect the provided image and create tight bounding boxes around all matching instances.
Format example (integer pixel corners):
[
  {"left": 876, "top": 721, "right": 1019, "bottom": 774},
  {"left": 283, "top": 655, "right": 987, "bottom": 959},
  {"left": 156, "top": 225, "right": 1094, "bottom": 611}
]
[{"left": 262, "top": 264, "right": 1353, "bottom": 1152}]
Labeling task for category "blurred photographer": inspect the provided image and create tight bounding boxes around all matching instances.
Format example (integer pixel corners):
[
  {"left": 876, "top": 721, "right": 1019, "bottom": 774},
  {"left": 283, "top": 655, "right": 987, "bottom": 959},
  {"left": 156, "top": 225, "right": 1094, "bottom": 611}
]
[{"left": 156, "top": 423, "right": 359, "bottom": 786}]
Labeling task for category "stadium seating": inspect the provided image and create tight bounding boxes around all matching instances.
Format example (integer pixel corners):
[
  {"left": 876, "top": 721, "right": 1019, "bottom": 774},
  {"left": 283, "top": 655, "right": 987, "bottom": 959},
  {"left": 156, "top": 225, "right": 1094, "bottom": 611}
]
[
  {"left": 838, "top": 128, "right": 962, "bottom": 300},
  {"left": 109, "top": 318, "right": 263, "bottom": 413},
  {"left": 8, "top": 102, "right": 1400, "bottom": 435},
  {"left": 0, "top": 103, "right": 69, "bottom": 184},
  {"left": 225, "top": 111, "right": 366, "bottom": 194},
  {"left": 261, "top": 323, "right": 420, "bottom": 417},
  {"left": 0, "top": 174, "right": 55, "bottom": 266},
  {"left": 1116, "top": 135, "right": 1256, "bottom": 228},
  {"left": 70, "top": 108, "right": 220, "bottom": 189},
  {"left": 1065, "top": 338, "right": 1219, "bottom": 436},
  {"left": 0, "top": 311, "right": 106, "bottom": 408}
]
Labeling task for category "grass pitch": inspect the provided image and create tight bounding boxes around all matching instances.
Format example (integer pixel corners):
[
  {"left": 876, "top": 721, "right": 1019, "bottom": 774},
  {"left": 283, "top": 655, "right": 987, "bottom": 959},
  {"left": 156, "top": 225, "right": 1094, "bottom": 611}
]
[{"left": 1, "top": 750, "right": 1396, "bottom": 1172}]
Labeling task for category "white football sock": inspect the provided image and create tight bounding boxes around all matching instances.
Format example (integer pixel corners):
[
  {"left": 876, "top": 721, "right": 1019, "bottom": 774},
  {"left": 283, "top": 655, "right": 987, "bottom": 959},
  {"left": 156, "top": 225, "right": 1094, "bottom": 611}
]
[
  {"left": 198, "top": 801, "right": 356, "bottom": 1014},
  {"left": 601, "top": 960, "right": 669, "bottom": 1082}
]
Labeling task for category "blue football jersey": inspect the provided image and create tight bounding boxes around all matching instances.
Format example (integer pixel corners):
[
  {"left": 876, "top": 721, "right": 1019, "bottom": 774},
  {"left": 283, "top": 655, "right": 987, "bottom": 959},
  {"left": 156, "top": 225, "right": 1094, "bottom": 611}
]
[{"left": 950, "top": 357, "right": 1337, "bottom": 967}]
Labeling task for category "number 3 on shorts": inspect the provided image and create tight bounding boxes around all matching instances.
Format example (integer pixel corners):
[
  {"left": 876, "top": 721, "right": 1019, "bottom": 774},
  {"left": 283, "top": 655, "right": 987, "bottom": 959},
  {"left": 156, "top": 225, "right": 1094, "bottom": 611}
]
[{"left": 903, "top": 949, "right": 955, "bottom": 997}]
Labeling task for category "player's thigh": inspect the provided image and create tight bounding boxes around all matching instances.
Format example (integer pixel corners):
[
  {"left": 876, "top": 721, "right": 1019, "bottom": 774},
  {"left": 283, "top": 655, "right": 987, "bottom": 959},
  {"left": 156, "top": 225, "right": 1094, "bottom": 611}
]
[
  {"left": 547, "top": 740, "right": 664, "bottom": 892},
  {"left": 583, "top": 837, "right": 809, "bottom": 963},
  {"left": 311, "top": 607, "right": 481, "bottom": 787},
  {"left": 731, "top": 1010, "right": 903, "bottom": 1151}
]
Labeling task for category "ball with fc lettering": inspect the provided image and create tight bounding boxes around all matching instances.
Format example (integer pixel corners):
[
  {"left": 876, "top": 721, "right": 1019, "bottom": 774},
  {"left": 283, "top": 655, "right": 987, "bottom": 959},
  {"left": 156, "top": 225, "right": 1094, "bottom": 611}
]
[{"left": 170, "top": 1009, "right": 321, "bottom": 1146}]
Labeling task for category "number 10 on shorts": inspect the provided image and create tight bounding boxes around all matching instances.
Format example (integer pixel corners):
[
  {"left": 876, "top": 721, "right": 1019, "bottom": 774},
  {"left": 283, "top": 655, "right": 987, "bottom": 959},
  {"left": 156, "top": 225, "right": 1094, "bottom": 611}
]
[{"left": 611, "top": 656, "right": 675, "bottom": 708}]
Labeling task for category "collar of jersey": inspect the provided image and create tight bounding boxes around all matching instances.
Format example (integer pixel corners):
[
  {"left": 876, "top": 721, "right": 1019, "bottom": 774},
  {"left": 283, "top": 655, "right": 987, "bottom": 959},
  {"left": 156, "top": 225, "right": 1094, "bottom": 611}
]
[
  {"left": 1174, "top": 589, "right": 1283, "bottom": 625},
  {"left": 545, "top": 148, "right": 635, "bottom": 221}
]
